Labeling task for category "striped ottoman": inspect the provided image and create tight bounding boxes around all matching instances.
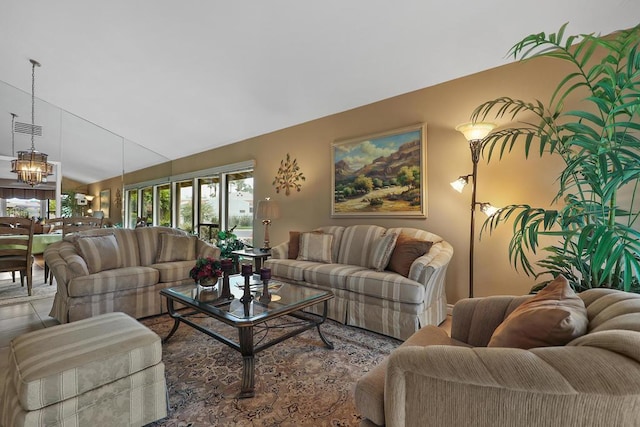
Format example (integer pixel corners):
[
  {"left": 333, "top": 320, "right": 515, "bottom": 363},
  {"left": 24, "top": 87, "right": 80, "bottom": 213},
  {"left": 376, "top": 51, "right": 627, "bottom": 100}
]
[{"left": 1, "top": 312, "right": 167, "bottom": 427}]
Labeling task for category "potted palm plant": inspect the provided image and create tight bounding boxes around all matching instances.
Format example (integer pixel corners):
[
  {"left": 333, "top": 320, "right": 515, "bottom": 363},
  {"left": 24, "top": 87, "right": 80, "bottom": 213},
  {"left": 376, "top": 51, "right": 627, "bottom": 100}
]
[{"left": 472, "top": 23, "right": 640, "bottom": 292}]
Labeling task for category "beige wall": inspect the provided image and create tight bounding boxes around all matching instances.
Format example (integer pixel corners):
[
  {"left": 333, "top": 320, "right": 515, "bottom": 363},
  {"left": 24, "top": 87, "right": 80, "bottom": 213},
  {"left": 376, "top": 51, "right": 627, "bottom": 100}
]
[{"left": 123, "top": 55, "right": 579, "bottom": 304}]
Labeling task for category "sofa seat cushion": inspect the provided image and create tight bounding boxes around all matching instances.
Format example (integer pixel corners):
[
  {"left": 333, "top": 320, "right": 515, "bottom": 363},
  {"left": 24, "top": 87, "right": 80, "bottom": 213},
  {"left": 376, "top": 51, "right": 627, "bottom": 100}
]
[
  {"left": 7, "top": 312, "right": 162, "bottom": 411},
  {"left": 264, "top": 258, "right": 322, "bottom": 281},
  {"left": 302, "top": 263, "right": 369, "bottom": 290},
  {"left": 150, "top": 260, "right": 195, "bottom": 283},
  {"left": 67, "top": 266, "right": 160, "bottom": 297},
  {"left": 346, "top": 270, "right": 425, "bottom": 304}
]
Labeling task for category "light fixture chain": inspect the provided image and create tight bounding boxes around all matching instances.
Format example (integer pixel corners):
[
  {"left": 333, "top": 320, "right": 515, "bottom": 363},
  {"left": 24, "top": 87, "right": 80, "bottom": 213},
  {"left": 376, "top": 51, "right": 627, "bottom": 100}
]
[{"left": 31, "top": 60, "right": 36, "bottom": 151}]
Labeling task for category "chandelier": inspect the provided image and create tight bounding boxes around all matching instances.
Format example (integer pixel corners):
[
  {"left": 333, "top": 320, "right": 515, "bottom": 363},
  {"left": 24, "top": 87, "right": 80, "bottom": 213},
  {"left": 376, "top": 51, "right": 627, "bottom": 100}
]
[{"left": 11, "top": 59, "right": 53, "bottom": 186}]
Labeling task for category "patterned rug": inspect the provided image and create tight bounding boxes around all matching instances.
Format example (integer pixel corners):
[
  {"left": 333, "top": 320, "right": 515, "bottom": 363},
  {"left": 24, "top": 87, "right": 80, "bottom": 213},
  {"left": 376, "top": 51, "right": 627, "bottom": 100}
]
[{"left": 142, "top": 314, "right": 401, "bottom": 426}]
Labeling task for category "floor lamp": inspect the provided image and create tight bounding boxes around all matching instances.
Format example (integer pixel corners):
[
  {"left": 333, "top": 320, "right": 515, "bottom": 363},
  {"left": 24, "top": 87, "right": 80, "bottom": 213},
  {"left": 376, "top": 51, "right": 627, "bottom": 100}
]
[
  {"left": 452, "top": 122, "right": 498, "bottom": 298},
  {"left": 256, "top": 197, "right": 280, "bottom": 252}
]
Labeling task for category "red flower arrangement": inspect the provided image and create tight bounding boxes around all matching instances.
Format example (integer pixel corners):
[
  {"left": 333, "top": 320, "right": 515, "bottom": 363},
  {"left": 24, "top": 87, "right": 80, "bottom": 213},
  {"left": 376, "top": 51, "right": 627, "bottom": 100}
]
[{"left": 189, "top": 257, "right": 222, "bottom": 283}]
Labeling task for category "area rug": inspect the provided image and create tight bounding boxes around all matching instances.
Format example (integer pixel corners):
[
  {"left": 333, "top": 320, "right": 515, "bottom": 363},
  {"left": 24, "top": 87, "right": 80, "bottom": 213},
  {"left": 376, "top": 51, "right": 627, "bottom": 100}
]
[
  {"left": 142, "top": 314, "right": 401, "bottom": 426},
  {"left": 0, "top": 263, "right": 56, "bottom": 306}
]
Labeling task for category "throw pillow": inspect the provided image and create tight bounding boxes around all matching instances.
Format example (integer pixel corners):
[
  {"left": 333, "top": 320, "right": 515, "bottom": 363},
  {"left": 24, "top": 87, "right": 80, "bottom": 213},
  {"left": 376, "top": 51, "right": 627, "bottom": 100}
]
[
  {"left": 288, "top": 230, "right": 323, "bottom": 259},
  {"left": 76, "top": 234, "right": 121, "bottom": 274},
  {"left": 488, "top": 275, "right": 588, "bottom": 349},
  {"left": 387, "top": 233, "right": 433, "bottom": 277},
  {"left": 156, "top": 233, "right": 197, "bottom": 263},
  {"left": 297, "top": 232, "right": 333, "bottom": 263},
  {"left": 368, "top": 232, "right": 400, "bottom": 271}
]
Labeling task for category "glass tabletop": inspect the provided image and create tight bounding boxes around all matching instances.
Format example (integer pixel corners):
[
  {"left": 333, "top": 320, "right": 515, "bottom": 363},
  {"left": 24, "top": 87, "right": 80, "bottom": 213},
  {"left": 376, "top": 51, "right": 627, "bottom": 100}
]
[{"left": 161, "top": 274, "right": 331, "bottom": 323}]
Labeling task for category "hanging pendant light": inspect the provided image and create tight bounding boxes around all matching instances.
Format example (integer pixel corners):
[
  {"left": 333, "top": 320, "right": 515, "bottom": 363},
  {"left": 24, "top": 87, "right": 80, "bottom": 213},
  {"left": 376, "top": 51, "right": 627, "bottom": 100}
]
[{"left": 11, "top": 59, "right": 53, "bottom": 187}]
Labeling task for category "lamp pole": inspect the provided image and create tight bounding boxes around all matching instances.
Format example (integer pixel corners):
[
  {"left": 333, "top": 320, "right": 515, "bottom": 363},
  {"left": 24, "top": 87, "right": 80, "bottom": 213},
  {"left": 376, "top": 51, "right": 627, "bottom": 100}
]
[
  {"left": 454, "top": 122, "right": 496, "bottom": 298},
  {"left": 467, "top": 138, "right": 483, "bottom": 298}
]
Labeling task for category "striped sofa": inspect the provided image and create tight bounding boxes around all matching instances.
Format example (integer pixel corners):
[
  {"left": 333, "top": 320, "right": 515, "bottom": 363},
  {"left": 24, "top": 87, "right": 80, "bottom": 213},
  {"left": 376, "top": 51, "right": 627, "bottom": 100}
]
[
  {"left": 44, "top": 226, "right": 220, "bottom": 323},
  {"left": 264, "top": 225, "right": 453, "bottom": 340}
]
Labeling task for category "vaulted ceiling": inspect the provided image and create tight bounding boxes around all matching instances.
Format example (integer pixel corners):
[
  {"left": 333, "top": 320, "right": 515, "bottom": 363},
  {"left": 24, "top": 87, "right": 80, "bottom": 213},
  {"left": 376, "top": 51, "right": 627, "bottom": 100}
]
[{"left": 1, "top": 1, "right": 639, "bottom": 183}]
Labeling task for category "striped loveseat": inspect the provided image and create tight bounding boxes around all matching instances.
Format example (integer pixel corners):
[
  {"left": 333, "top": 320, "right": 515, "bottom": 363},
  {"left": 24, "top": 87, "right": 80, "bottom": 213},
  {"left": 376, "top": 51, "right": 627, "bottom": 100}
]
[
  {"left": 264, "top": 225, "right": 453, "bottom": 340},
  {"left": 44, "top": 226, "right": 220, "bottom": 323}
]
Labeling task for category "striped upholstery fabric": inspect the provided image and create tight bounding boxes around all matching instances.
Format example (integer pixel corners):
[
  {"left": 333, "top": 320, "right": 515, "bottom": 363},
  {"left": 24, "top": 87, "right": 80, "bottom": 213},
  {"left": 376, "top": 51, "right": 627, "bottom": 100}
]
[
  {"left": 265, "top": 258, "right": 315, "bottom": 281},
  {"left": 314, "top": 226, "right": 345, "bottom": 262},
  {"left": 297, "top": 232, "right": 333, "bottom": 263},
  {"left": 151, "top": 260, "right": 195, "bottom": 283},
  {"left": 2, "top": 312, "right": 166, "bottom": 426},
  {"left": 136, "top": 226, "right": 187, "bottom": 266},
  {"left": 368, "top": 231, "right": 399, "bottom": 271},
  {"left": 337, "top": 225, "right": 386, "bottom": 267},
  {"left": 197, "top": 239, "right": 221, "bottom": 259},
  {"left": 8, "top": 313, "right": 161, "bottom": 410},
  {"left": 156, "top": 233, "right": 196, "bottom": 262},
  {"left": 113, "top": 228, "right": 141, "bottom": 267},
  {"left": 75, "top": 234, "right": 122, "bottom": 274},
  {"left": 303, "top": 263, "right": 369, "bottom": 290},
  {"left": 67, "top": 266, "right": 159, "bottom": 297},
  {"left": 57, "top": 241, "right": 89, "bottom": 277},
  {"left": 346, "top": 270, "right": 424, "bottom": 304},
  {"left": 264, "top": 226, "right": 453, "bottom": 340},
  {"left": 67, "top": 284, "right": 168, "bottom": 323}
]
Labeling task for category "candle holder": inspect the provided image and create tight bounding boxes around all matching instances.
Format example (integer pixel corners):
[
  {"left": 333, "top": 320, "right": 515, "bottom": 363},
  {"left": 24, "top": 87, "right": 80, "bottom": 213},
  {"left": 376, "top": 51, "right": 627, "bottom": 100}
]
[
  {"left": 240, "top": 263, "right": 254, "bottom": 305},
  {"left": 259, "top": 268, "right": 272, "bottom": 304},
  {"left": 220, "top": 259, "right": 234, "bottom": 299}
]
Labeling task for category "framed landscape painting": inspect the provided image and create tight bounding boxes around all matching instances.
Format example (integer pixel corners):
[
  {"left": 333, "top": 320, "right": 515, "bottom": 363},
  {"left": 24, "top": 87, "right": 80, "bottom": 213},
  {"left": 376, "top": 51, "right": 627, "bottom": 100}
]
[{"left": 331, "top": 124, "right": 427, "bottom": 218}]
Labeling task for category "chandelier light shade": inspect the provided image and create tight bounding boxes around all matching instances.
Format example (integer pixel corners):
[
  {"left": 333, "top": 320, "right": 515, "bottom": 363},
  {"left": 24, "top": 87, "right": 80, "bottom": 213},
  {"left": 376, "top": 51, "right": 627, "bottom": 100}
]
[
  {"left": 256, "top": 197, "right": 280, "bottom": 251},
  {"left": 11, "top": 59, "right": 52, "bottom": 187},
  {"left": 455, "top": 122, "right": 496, "bottom": 142}
]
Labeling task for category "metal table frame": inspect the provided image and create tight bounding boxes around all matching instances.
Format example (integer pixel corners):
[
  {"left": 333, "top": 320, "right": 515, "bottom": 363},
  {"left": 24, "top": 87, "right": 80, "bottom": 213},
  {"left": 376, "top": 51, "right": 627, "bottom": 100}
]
[{"left": 161, "top": 285, "right": 334, "bottom": 398}]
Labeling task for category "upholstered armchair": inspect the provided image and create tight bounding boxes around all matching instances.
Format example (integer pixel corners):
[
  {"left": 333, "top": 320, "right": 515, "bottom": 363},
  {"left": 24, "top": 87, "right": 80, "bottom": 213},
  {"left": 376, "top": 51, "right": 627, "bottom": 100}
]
[{"left": 355, "top": 287, "right": 640, "bottom": 427}]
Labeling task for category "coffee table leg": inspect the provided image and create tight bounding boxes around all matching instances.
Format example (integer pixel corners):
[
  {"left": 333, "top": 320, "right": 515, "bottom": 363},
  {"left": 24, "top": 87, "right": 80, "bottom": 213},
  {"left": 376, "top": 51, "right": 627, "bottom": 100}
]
[
  {"left": 316, "top": 300, "right": 334, "bottom": 349},
  {"left": 238, "top": 326, "right": 255, "bottom": 398},
  {"left": 163, "top": 298, "right": 181, "bottom": 344}
]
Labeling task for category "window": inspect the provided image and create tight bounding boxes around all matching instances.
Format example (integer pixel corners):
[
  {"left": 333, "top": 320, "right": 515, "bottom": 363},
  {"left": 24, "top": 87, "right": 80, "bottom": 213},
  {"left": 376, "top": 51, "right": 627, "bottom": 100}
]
[
  {"left": 226, "top": 171, "right": 254, "bottom": 247},
  {"left": 141, "top": 187, "right": 154, "bottom": 225},
  {"left": 157, "top": 184, "right": 171, "bottom": 227},
  {"left": 126, "top": 189, "right": 138, "bottom": 228},
  {"left": 198, "top": 177, "right": 219, "bottom": 241},
  {"left": 177, "top": 180, "right": 193, "bottom": 232}
]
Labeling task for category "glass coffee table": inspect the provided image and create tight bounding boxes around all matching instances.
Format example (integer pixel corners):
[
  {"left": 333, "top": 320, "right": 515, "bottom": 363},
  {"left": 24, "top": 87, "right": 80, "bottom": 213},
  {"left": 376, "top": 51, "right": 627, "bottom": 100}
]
[{"left": 160, "top": 274, "right": 334, "bottom": 398}]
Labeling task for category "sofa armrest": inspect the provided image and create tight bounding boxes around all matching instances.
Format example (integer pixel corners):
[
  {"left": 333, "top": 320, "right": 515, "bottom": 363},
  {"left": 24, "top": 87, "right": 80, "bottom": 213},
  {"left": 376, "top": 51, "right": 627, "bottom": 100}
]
[
  {"left": 196, "top": 239, "right": 221, "bottom": 259},
  {"left": 269, "top": 241, "right": 289, "bottom": 259},
  {"left": 450, "top": 294, "right": 531, "bottom": 346},
  {"left": 44, "top": 241, "right": 90, "bottom": 291},
  {"left": 385, "top": 343, "right": 640, "bottom": 427}
]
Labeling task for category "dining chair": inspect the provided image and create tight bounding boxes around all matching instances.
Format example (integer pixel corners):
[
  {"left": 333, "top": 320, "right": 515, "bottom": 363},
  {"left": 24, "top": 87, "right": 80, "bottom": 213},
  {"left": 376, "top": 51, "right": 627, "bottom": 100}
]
[
  {"left": 0, "top": 217, "right": 34, "bottom": 296},
  {"left": 45, "top": 216, "right": 103, "bottom": 284}
]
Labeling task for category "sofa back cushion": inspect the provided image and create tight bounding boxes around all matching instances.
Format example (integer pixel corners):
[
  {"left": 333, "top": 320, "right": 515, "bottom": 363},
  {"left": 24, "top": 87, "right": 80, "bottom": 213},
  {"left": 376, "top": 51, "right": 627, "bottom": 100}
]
[
  {"left": 297, "top": 232, "right": 334, "bottom": 263},
  {"left": 578, "top": 288, "right": 640, "bottom": 333},
  {"left": 314, "top": 226, "right": 345, "bottom": 263},
  {"left": 156, "top": 233, "right": 197, "bottom": 263},
  {"left": 136, "top": 226, "right": 189, "bottom": 266},
  {"left": 337, "top": 225, "right": 386, "bottom": 267},
  {"left": 64, "top": 228, "right": 140, "bottom": 267},
  {"left": 76, "top": 234, "right": 122, "bottom": 274}
]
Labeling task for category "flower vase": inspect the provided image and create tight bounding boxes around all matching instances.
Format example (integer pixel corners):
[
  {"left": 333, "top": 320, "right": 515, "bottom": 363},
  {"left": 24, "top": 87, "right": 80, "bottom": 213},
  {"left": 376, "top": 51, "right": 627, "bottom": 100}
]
[{"left": 197, "top": 277, "right": 219, "bottom": 289}]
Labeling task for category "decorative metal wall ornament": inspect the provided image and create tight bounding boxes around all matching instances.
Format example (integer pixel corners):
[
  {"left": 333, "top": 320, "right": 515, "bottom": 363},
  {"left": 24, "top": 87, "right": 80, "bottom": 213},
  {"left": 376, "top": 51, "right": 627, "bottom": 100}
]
[{"left": 272, "top": 153, "right": 305, "bottom": 196}]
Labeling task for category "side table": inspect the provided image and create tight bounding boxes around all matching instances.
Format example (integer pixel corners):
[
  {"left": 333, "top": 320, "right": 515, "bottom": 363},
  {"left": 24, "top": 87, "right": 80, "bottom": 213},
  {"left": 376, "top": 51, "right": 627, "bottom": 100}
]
[{"left": 231, "top": 248, "right": 271, "bottom": 271}]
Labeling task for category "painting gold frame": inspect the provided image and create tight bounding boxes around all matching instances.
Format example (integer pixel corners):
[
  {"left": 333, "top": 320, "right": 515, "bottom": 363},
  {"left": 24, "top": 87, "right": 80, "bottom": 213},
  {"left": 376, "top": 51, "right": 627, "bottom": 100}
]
[{"left": 331, "top": 123, "right": 427, "bottom": 218}]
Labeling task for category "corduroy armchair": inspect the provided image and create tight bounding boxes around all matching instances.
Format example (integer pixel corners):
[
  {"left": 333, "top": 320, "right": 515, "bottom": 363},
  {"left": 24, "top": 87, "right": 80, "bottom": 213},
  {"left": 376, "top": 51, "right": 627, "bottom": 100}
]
[{"left": 354, "top": 288, "right": 640, "bottom": 427}]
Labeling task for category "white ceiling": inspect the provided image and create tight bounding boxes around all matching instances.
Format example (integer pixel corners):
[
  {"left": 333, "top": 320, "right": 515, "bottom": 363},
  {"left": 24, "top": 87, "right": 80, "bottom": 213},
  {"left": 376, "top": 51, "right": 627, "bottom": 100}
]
[{"left": 1, "top": 1, "right": 639, "bottom": 182}]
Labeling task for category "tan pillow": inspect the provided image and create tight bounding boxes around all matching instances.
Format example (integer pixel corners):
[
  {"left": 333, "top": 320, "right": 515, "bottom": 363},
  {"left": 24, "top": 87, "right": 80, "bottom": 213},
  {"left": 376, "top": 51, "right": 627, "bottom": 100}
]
[
  {"left": 488, "top": 275, "right": 588, "bottom": 349},
  {"left": 156, "top": 233, "right": 197, "bottom": 263},
  {"left": 368, "top": 232, "right": 399, "bottom": 271},
  {"left": 288, "top": 230, "right": 323, "bottom": 259},
  {"left": 76, "top": 234, "right": 121, "bottom": 274},
  {"left": 297, "top": 232, "right": 333, "bottom": 263},
  {"left": 387, "top": 233, "right": 433, "bottom": 277}
]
